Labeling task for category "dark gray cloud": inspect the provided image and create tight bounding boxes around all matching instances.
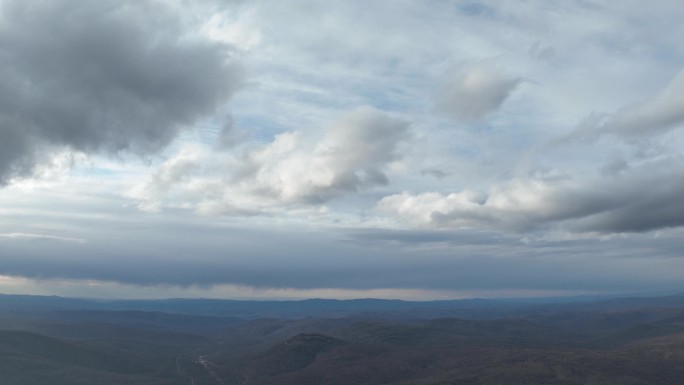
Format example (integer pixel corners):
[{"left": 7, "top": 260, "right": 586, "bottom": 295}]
[
  {"left": 0, "top": 0, "right": 242, "bottom": 184},
  {"left": 571, "top": 162, "right": 684, "bottom": 233}
]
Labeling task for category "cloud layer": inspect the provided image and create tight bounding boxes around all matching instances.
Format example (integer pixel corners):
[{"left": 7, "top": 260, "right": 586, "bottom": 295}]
[
  {"left": 2, "top": 0, "right": 684, "bottom": 298},
  {"left": 0, "top": 0, "right": 242, "bottom": 184}
]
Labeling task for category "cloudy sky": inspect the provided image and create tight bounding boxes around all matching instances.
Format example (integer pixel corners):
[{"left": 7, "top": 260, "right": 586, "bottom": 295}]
[{"left": 2, "top": 0, "right": 684, "bottom": 300}]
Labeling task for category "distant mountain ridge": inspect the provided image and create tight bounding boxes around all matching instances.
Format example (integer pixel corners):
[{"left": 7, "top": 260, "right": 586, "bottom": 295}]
[
  {"left": 3, "top": 293, "right": 684, "bottom": 384},
  {"left": 2, "top": 292, "right": 684, "bottom": 319}
]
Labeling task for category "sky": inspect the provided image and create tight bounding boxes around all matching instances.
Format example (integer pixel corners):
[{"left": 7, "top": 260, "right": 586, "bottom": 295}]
[{"left": 2, "top": 0, "right": 684, "bottom": 300}]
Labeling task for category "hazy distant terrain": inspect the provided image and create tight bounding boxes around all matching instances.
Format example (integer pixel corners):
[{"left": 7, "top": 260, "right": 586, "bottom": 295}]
[{"left": 2, "top": 294, "right": 684, "bottom": 384}]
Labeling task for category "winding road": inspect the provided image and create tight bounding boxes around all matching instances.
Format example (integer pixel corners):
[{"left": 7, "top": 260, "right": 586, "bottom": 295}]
[{"left": 175, "top": 351, "right": 229, "bottom": 385}]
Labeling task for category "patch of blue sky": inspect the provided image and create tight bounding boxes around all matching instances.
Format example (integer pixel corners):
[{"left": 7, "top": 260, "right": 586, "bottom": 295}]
[
  {"left": 354, "top": 88, "right": 417, "bottom": 114},
  {"left": 457, "top": 1, "right": 496, "bottom": 18},
  {"left": 650, "top": 48, "right": 684, "bottom": 71},
  {"left": 160, "top": 120, "right": 218, "bottom": 150},
  {"left": 76, "top": 167, "right": 118, "bottom": 178},
  {"left": 255, "top": 75, "right": 368, "bottom": 112},
  {"left": 230, "top": 113, "right": 287, "bottom": 144}
]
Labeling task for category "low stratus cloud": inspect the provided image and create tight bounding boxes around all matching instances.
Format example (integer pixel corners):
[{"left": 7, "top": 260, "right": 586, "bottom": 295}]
[
  {"left": 0, "top": 0, "right": 242, "bottom": 184},
  {"left": 2, "top": 206, "right": 684, "bottom": 292},
  {"left": 130, "top": 107, "right": 411, "bottom": 214},
  {"left": 435, "top": 66, "right": 520, "bottom": 121}
]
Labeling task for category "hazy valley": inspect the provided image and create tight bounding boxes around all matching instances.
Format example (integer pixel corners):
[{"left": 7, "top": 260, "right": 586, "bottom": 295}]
[{"left": 2, "top": 294, "right": 684, "bottom": 384}]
